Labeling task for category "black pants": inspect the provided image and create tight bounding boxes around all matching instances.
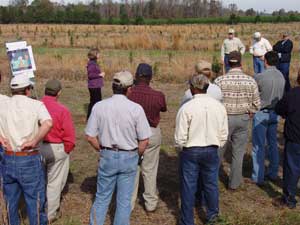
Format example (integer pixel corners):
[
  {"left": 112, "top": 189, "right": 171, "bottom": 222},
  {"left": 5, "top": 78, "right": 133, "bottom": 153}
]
[{"left": 87, "top": 88, "right": 102, "bottom": 119}]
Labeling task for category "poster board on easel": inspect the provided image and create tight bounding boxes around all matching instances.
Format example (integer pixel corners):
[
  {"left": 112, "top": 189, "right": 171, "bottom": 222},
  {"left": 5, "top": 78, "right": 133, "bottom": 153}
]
[
  {"left": 5, "top": 41, "right": 38, "bottom": 98},
  {"left": 5, "top": 41, "right": 36, "bottom": 78}
]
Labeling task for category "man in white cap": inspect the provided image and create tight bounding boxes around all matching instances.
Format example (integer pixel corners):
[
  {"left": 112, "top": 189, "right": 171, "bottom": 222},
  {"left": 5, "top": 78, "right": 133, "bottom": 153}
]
[
  {"left": 85, "top": 71, "right": 152, "bottom": 225},
  {"left": 250, "top": 32, "right": 272, "bottom": 74},
  {"left": 273, "top": 32, "right": 293, "bottom": 92},
  {"left": 0, "top": 73, "right": 53, "bottom": 225},
  {"left": 221, "top": 28, "right": 245, "bottom": 73}
]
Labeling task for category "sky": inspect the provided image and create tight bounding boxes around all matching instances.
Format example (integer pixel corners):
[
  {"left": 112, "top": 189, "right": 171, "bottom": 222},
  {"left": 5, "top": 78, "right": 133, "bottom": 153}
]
[
  {"left": 0, "top": 0, "right": 299, "bottom": 13},
  {"left": 222, "top": 0, "right": 300, "bottom": 12}
]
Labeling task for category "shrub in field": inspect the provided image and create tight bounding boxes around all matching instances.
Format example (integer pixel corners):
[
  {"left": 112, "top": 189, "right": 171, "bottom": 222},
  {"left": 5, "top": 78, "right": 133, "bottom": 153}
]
[{"left": 212, "top": 55, "right": 222, "bottom": 75}]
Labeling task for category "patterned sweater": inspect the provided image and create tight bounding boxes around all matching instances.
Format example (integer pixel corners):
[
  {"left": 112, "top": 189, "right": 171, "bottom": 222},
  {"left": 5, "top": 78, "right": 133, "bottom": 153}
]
[{"left": 214, "top": 68, "right": 261, "bottom": 115}]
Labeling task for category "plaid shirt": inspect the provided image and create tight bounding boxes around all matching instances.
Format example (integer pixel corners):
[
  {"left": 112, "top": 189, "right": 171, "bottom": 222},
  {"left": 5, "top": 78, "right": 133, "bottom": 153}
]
[
  {"left": 214, "top": 68, "right": 261, "bottom": 115},
  {"left": 129, "top": 83, "right": 167, "bottom": 128}
]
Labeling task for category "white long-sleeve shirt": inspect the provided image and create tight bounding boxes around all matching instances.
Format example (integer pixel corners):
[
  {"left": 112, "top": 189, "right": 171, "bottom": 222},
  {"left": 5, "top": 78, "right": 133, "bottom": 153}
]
[
  {"left": 175, "top": 94, "right": 228, "bottom": 149},
  {"left": 221, "top": 37, "right": 245, "bottom": 59},
  {"left": 249, "top": 37, "right": 272, "bottom": 57}
]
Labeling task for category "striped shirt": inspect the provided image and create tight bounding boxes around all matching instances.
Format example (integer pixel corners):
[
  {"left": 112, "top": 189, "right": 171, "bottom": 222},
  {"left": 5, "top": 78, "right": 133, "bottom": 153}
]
[
  {"left": 214, "top": 68, "right": 261, "bottom": 115},
  {"left": 129, "top": 83, "right": 167, "bottom": 128}
]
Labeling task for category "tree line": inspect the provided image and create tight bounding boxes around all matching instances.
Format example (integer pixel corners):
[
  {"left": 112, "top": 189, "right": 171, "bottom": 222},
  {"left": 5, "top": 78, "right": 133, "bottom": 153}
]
[{"left": 1, "top": 0, "right": 300, "bottom": 25}]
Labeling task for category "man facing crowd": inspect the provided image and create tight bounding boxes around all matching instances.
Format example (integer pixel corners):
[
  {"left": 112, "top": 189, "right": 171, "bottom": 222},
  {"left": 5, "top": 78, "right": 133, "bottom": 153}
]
[
  {"left": 175, "top": 74, "right": 228, "bottom": 225},
  {"left": 250, "top": 32, "right": 273, "bottom": 74},
  {"left": 40, "top": 79, "right": 76, "bottom": 222},
  {"left": 0, "top": 73, "right": 53, "bottom": 225},
  {"left": 251, "top": 51, "right": 285, "bottom": 186},
  {"left": 273, "top": 32, "right": 293, "bottom": 92},
  {"left": 215, "top": 51, "right": 261, "bottom": 190},
  {"left": 85, "top": 71, "right": 151, "bottom": 225},
  {"left": 129, "top": 63, "right": 167, "bottom": 212},
  {"left": 221, "top": 28, "right": 245, "bottom": 73}
]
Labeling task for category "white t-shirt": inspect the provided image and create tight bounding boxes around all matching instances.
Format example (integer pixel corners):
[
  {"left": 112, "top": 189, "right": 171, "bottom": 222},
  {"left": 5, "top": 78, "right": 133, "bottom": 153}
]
[{"left": 181, "top": 83, "right": 223, "bottom": 106}]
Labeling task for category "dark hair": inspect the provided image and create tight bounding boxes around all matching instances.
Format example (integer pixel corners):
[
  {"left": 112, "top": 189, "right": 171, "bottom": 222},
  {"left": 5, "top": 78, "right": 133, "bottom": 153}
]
[
  {"left": 135, "top": 75, "right": 151, "bottom": 85},
  {"left": 88, "top": 48, "right": 99, "bottom": 60},
  {"left": 45, "top": 89, "right": 59, "bottom": 97},
  {"left": 265, "top": 51, "right": 279, "bottom": 66},
  {"left": 112, "top": 83, "right": 129, "bottom": 95},
  {"left": 11, "top": 86, "right": 31, "bottom": 95}
]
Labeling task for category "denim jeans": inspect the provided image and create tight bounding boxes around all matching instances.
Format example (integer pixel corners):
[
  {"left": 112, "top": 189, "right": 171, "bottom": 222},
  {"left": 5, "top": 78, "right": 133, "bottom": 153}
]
[
  {"left": 252, "top": 110, "right": 279, "bottom": 184},
  {"left": 179, "top": 146, "right": 219, "bottom": 225},
  {"left": 90, "top": 150, "right": 139, "bottom": 225},
  {"left": 224, "top": 55, "right": 230, "bottom": 73},
  {"left": 3, "top": 154, "right": 47, "bottom": 225},
  {"left": 283, "top": 141, "right": 300, "bottom": 207},
  {"left": 253, "top": 56, "right": 265, "bottom": 74},
  {"left": 277, "top": 63, "right": 291, "bottom": 92}
]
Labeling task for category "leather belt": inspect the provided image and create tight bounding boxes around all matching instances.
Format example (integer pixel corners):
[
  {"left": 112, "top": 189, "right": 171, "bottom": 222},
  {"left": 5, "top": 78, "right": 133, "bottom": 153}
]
[
  {"left": 43, "top": 141, "right": 63, "bottom": 144},
  {"left": 5, "top": 150, "right": 39, "bottom": 157},
  {"left": 100, "top": 146, "right": 137, "bottom": 152}
]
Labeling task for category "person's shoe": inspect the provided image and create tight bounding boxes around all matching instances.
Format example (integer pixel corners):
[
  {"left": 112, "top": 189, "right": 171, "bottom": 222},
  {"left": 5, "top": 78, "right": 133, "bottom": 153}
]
[
  {"left": 206, "top": 214, "right": 220, "bottom": 225},
  {"left": 48, "top": 211, "right": 62, "bottom": 224},
  {"left": 145, "top": 208, "right": 157, "bottom": 216},
  {"left": 273, "top": 196, "right": 296, "bottom": 209}
]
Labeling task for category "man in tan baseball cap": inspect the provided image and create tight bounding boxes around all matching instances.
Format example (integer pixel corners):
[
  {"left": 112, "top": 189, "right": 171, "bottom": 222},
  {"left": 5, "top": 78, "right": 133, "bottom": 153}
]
[
  {"left": 181, "top": 61, "right": 222, "bottom": 106},
  {"left": 85, "top": 71, "right": 152, "bottom": 225}
]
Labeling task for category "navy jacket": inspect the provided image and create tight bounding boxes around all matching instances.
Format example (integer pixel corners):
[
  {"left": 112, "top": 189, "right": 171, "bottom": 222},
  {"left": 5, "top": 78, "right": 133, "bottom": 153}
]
[
  {"left": 273, "top": 39, "right": 293, "bottom": 63},
  {"left": 275, "top": 87, "right": 300, "bottom": 144}
]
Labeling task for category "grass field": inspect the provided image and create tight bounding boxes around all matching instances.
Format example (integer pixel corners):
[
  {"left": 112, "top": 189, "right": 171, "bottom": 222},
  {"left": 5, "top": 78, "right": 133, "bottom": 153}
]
[{"left": 0, "top": 23, "right": 300, "bottom": 225}]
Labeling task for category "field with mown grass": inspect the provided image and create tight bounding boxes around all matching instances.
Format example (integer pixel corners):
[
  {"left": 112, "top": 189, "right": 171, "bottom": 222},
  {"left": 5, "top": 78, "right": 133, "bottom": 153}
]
[{"left": 0, "top": 23, "right": 300, "bottom": 225}]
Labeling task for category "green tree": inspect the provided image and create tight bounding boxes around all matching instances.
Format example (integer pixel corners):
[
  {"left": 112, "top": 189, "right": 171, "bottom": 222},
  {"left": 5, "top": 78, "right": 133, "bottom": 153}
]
[{"left": 120, "top": 4, "right": 129, "bottom": 24}]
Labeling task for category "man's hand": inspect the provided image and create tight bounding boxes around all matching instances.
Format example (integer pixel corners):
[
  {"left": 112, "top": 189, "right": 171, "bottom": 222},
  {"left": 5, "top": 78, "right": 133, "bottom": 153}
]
[
  {"left": 86, "top": 135, "right": 100, "bottom": 152},
  {"left": 21, "top": 139, "right": 38, "bottom": 151},
  {"left": 138, "top": 139, "right": 149, "bottom": 156},
  {"left": 100, "top": 72, "right": 105, "bottom": 77},
  {"left": 0, "top": 136, "right": 12, "bottom": 151}
]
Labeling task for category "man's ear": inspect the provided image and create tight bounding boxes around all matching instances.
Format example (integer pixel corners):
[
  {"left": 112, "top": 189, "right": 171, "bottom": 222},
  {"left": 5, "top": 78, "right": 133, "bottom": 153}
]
[
  {"left": 126, "top": 86, "right": 132, "bottom": 97},
  {"left": 25, "top": 87, "right": 31, "bottom": 97}
]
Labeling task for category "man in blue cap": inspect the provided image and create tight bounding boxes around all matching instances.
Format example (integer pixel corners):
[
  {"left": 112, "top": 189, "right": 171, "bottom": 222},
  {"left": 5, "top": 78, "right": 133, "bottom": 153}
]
[{"left": 129, "top": 63, "right": 167, "bottom": 212}]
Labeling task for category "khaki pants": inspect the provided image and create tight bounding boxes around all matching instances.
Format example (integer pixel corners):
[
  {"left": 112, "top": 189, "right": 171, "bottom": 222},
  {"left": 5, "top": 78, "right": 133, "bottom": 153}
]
[
  {"left": 40, "top": 143, "right": 69, "bottom": 220},
  {"left": 131, "top": 127, "right": 161, "bottom": 211}
]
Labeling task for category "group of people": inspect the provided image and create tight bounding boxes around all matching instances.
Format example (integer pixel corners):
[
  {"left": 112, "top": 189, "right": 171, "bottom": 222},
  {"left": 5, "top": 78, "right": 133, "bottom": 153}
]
[
  {"left": 0, "top": 74, "right": 75, "bottom": 225},
  {"left": 0, "top": 29, "right": 299, "bottom": 225},
  {"left": 221, "top": 29, "right": 293, "bottom": 92}
]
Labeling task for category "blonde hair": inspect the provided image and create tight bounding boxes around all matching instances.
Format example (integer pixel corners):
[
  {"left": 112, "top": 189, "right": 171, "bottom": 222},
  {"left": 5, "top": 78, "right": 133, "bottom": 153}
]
[{"left": 88, "top": 48, "right": 99, "bottom": 60}]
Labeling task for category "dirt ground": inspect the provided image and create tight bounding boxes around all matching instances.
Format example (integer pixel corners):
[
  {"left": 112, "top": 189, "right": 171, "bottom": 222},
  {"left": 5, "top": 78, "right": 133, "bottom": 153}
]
[{"left": 1, "top": 77, "right": 297, "bottom": 225}]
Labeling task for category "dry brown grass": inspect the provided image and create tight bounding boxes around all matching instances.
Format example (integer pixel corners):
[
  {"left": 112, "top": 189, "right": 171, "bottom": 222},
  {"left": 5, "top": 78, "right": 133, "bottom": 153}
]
[
  {"left": 1, "top": 23, "right": 300, "bottom": 85},
  {"left": 1, "top": 23, "right": 300, "bottom": 51}
]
